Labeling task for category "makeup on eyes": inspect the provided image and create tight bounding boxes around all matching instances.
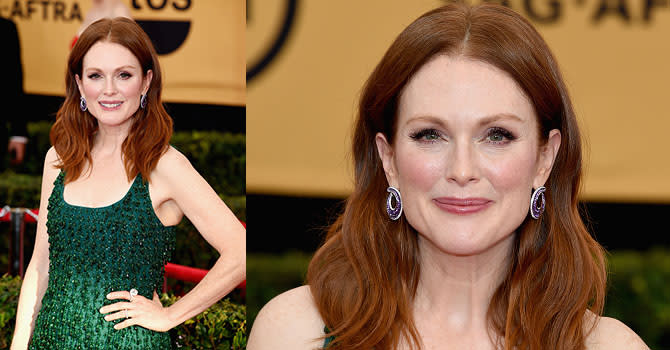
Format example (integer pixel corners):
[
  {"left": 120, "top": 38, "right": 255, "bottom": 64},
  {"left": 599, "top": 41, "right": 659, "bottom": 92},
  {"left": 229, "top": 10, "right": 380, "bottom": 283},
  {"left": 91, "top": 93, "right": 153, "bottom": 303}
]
[
  {"left": 485, "top": 127, "right": 516, "bottom": 144},
  {"left": 410, "top": 128, "right": 442, "bottom": 142},
  {"left": 408, "top": 126, "right": 517, "bottom": 144},
  {"left": 87, "top": 71, "right": 133, "bottom": 79}
]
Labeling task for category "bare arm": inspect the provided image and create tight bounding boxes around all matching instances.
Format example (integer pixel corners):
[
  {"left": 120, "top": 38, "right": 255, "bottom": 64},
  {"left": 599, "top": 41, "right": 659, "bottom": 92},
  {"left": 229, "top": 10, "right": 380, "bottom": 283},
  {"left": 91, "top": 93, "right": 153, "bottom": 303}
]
[
  {"left": 10, "top": 147, "right": 59, "bottom": 350},
  {"left": 161, "top": 149, "right": 246, "bottom": 326},
  {"left": 105, "top": 147, "right": 246, "bottom": 331}
]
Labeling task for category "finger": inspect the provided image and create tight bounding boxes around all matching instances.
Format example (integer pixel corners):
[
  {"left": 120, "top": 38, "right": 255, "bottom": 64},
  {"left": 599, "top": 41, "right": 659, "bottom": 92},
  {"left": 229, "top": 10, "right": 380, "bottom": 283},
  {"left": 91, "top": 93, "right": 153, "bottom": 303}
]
[
  {"left": 100, "top": 301, "right": 132, "bottom": 314},
  {"left": 153, "top": 290, "right": 160, "bottom": 302},
  {"left": 107, "top": 291, "right": 132, "bottom": 300},
  {"left": 104, "top": 309, "right": 136, "bottom": 322},
  {"left": 113, "top": 317, "right": 138, "bottom": 330}
]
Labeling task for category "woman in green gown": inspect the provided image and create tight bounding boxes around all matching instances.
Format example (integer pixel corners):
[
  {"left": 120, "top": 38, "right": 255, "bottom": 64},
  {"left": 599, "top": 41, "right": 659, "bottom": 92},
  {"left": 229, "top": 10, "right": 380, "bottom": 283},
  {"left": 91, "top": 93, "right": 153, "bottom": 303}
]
[{"left": 11, "top": 17, "right": 245, "bottom": 349}]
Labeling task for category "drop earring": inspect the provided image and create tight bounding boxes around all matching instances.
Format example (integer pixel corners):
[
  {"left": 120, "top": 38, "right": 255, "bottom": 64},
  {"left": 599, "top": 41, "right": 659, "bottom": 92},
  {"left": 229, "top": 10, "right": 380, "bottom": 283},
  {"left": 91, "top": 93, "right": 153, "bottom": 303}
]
[
  {"left": 386, "top": 187, "right": 403, "bottom": 221},
  {"left": 80, "top": 96, "right": 87, "bottom": 112},
  {"left": 530, "top": 186, "right": 546, "bottom": 219},
  {"left": 140, "top": 94, "right": 147, "bottom": 109}
]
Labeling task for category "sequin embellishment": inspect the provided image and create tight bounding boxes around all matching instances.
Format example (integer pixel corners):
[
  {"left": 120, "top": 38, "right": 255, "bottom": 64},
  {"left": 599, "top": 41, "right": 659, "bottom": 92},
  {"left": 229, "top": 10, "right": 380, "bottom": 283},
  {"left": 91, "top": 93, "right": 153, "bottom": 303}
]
[{"left": 28, "top": 172, "right": 176, "bottom": 349}]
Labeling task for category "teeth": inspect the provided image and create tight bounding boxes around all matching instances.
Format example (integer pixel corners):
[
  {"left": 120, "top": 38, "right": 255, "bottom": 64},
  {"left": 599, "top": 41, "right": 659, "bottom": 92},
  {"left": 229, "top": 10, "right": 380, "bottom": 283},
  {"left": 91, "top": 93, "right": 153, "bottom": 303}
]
[{"left": 101, "top": 102, "right": 122, "bottom": 108}]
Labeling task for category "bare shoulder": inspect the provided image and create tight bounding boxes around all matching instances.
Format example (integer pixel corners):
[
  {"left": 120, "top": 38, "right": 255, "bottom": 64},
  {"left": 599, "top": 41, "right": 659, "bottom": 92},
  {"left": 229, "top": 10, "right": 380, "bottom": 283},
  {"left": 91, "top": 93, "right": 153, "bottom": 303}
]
[
  {"left": 248, "top": 285, "right": 325, "bottom": 350},
  {"left": 154, "top": 146, "right": 193, "bottom": 175},
  {"left": 151, "top": 146, "right": 200, "bottom": 186},
  {"left": 585, "top": 312, "right": 649, "bottom": 350},
  {"left": 43, "top": 147, "right": 61, "bottom": 180}
]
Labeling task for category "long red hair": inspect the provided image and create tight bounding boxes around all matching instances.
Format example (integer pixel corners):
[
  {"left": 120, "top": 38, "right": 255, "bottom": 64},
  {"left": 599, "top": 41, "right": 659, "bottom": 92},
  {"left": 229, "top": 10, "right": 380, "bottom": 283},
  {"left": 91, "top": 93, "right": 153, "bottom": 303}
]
[
  {"left": 306, "top": 3, "right": 606, "bottom": 350},
  {"left": 50, "top": 17, "right": 172, "bottom": 183}
]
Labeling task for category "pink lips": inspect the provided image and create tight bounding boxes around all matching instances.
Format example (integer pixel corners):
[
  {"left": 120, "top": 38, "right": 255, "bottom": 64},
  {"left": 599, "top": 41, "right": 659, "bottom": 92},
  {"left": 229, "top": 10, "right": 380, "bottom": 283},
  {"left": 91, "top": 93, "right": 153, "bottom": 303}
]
[
  {"left": 433, "top": 197, "right": 493, "bottom": 215},
  {"left": 99, "top": 100, "right": 123, "bottom": 111}
]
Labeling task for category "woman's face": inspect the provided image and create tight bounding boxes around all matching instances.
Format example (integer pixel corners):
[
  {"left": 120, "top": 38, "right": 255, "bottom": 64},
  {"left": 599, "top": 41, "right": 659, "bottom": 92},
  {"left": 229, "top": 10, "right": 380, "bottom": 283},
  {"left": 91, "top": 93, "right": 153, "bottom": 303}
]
[
  {"left": 76, "top": 41, "right": 152, "bottom": 128},
  {"left": 376, "top": 55, "right": 560, "bottom": 257}
]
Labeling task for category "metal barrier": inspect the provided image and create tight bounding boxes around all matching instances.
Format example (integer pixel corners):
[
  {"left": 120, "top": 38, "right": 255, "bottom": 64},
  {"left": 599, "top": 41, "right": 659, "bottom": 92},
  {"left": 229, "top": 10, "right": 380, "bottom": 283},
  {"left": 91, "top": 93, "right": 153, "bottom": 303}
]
[{"left": 0, "top": 206, "right": 36, "bottom": 277}]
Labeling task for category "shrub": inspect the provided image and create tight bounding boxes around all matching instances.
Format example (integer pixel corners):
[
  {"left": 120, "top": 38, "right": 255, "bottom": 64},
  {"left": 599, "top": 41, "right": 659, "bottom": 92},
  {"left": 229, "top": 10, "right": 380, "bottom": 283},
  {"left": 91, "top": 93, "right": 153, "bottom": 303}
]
[
  {"left": 0, "top": 274, "right": 21, "bottom": 349},
  {"left": 171, "top": 131, "right": 246, "bottom": 197},
  {"left": 0, "top": 172, "right": 41, "bottom": 209},
  {"left": 246, "top": 252, "right": 312, "bottom": 327},
  {"left": 0, "top": 274, "right": 246, "bottom": 349},
  {"left": 604, "top": 248, "right": 670, "bottom": 349},
  {"left": 162, "top": 293, "right": 247, "bottom": 349}
]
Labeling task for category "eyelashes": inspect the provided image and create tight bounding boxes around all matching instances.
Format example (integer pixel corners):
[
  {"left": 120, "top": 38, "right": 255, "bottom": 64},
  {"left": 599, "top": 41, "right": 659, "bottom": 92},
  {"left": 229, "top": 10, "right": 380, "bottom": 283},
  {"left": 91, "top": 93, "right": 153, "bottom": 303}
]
[
  {"left": 409, "top": 127, "right": 517, "bottom": 145},
  {"left": 410, "top": 128, "right": 442, "bottom": 141},
  {"left": 486, "top": 127, "right": 516, "bottom": 144},
  {"left": 86, "top": 72, "right": 133, "bottom": 80}
]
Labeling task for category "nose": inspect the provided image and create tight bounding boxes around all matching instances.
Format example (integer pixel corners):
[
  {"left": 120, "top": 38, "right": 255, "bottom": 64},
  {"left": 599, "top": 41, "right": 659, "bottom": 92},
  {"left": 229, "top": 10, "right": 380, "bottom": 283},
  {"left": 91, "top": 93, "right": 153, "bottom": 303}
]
[
  {"left": 103, "top": 77, "right": 117, "bottom": 95},
  {"left": 446, "top": 140, "right": 479, "bottom": 186}
]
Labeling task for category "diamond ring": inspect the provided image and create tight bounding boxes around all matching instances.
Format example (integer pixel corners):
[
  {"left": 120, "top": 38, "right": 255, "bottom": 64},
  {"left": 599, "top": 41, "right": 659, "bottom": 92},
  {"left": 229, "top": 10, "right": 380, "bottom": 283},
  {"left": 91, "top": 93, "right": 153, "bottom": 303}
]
[{"left": 129, "top": 288, "right": 138, "bottom": 302}]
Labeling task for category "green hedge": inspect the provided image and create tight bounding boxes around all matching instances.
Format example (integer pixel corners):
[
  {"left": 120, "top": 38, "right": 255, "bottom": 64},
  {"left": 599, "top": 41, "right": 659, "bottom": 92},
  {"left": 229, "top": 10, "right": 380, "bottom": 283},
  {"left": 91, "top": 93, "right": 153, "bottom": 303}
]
[
  {"left": 171, "top": 131, "right": 245, "bottom": 197},
  {"left": 0, "top": 274, "right": 246, "bottom": 349},
  {"left": 0, "top": 173, "right": 41, "bottom": 209},
  {"left": 604, "top": 248, "right": 670, "bottom": 349},
  {"left": 247, "top": 250, "right": 670, "bottom": 349},
  {"left": 247, "top": 252, "right": 312, "bottom": 327}
]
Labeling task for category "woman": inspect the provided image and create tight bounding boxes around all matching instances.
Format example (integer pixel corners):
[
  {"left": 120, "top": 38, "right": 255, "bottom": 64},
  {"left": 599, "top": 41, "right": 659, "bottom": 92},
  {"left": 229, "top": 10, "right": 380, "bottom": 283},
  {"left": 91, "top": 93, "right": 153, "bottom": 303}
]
[
  {"left": 10, "top": 17, "right": 245, "bottom": 349},
  {"left": 249, "top": 3, "right": 647, "bottom": 350}
]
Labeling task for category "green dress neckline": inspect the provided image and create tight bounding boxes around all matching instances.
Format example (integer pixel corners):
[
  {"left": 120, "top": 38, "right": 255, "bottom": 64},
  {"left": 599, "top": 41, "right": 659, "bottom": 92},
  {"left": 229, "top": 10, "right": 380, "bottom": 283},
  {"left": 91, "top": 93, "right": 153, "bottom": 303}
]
[{"left": 60, "top": 172, "right": 141, "bottom": 210}]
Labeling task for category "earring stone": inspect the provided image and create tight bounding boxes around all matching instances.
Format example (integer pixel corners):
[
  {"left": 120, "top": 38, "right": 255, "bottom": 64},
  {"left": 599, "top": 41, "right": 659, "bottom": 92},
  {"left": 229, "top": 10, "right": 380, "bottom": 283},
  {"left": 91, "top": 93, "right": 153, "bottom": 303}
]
[
  {"left": 530, "top": 186, "right": 546, "bottom": 219},
  {"left": 140, "top": 94, "right": 147, "bottom": 109},
  {"left": 80, "top": 96, "right": 87, "bottom": 112},
  {"left": 386, "top": 186, "right": 403, "bottom": 221}
]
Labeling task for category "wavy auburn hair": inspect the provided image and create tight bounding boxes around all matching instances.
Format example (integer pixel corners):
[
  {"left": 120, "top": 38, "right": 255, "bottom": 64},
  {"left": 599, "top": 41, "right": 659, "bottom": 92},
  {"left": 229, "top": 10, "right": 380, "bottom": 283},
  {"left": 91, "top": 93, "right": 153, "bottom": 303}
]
[
  {"left": 51, "top": 17, "right": 172, "bottom": 183},
  {"left": 307, "top": 3, "right": 606, "bottom": 350}
]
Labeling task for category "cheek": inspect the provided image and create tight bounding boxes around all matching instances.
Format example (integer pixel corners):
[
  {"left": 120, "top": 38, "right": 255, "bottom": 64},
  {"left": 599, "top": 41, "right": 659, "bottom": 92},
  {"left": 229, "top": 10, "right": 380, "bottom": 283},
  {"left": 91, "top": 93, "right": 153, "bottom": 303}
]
[
  {"left": 118, "top": 79, "right": 144, "bottom": 97},
  {"left": 395, "top": 147, "right": 445, "bottom": 192},
  {"left": 482, "top": 147, "right": 537, "bottom": 206},
  {"left": 83, "top": 82, "right": 102, "bottom": 98}
]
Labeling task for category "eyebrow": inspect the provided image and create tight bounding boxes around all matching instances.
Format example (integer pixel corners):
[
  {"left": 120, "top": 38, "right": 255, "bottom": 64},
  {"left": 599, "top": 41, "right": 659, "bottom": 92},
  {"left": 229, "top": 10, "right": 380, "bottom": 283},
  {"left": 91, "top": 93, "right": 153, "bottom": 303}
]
[
  {"left": 84, "top": 65, "right": 139, "bottom": 72},
  {"left": 406, "top": 113, "right": 524, "bottom": 127},
  {"left": 476, "top": 113, "right": 524, "bottom": 125}
]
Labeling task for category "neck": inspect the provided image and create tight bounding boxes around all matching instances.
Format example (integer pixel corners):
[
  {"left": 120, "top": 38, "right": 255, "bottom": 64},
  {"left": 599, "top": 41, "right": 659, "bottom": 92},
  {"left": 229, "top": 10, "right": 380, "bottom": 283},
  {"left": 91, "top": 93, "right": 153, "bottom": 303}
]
[
  {"left": 93, "top": 118, "right": 133, "bottom": 156},
  {"left": 413, "top": 233, "right": 515, "bottom": 337}
]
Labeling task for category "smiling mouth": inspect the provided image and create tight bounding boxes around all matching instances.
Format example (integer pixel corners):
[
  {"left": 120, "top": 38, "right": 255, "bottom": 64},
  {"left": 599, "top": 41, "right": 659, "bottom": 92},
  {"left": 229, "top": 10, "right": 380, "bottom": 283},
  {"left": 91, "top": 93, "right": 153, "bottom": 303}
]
[
  {"left": 433, "top": 197, "right": 493, "bottom": 215},
  {"left": 99, "top": 102, "right": 123, "bottom": 110}
]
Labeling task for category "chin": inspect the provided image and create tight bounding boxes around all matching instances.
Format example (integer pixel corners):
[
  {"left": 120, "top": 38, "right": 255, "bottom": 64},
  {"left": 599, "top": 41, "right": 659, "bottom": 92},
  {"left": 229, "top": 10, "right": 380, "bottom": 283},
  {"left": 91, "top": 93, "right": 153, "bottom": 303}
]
[
  {"left": 419, "top": 226, "right": 516, "bottom": 258},
  {"left": 90, "top": 110, "right": 134, "bottom": 127}
]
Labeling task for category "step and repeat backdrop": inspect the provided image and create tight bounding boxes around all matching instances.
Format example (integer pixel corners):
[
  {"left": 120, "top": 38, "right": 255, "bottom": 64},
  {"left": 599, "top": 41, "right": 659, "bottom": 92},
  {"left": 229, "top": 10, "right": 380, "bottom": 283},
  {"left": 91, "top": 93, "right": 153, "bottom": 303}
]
[
  {"left": 1, "top": 0, "right": 245, "bottom": 105},
  {"left": 247, "top": 0, "right": 670, "bottom": 202}
]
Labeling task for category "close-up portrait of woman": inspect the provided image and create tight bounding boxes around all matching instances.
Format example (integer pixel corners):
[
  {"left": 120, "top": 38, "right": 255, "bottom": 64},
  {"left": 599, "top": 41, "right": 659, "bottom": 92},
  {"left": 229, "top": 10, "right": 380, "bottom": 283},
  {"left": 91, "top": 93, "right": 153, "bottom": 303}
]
[
  {"left": 9, "top": 17, "right": 245, "bottom": 349},
  {"left": 248, "top": 3, "right": 649, "bottom": 350}
]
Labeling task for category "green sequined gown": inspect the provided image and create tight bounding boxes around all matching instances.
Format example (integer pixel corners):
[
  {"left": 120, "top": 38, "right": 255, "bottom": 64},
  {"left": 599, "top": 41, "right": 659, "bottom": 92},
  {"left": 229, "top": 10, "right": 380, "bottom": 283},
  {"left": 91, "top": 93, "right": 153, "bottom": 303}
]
[{"left": 29, "top": 172, "right": 176, "bottom": 349}]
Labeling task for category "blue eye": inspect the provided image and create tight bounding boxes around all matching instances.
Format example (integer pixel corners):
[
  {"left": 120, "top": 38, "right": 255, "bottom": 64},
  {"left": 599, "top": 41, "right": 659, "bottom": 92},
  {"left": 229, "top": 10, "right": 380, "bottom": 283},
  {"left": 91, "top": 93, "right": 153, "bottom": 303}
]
[
  {"left": 87, "top": 73, "right": 101, "bottom": 79},
  {"left": 486, "top": 127, "right": 516, "bottom": 144},
  {"left": 119, "top": 72, "right": 132, "bottom": 79},
  {"left": 410, "top": 128, "right": 442, "bottom": 142}
]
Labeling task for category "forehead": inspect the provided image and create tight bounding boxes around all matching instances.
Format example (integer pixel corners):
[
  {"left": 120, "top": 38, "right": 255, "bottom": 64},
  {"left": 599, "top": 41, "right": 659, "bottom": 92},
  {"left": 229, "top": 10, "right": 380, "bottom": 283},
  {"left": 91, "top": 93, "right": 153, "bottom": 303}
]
[
  {"left": 82, "top": 41, "right": 141, "bottom": 70},
  {"left": 397, "top": 55, "right": 536, "bottom": 128}
]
